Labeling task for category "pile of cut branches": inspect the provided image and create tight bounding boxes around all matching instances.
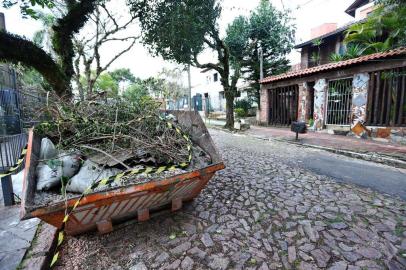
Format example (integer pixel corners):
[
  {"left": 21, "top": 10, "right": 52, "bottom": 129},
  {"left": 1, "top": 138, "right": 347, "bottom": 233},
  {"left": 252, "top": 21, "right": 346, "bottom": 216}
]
[{"left": 35, "top": 97, "right": 190, "bottom": 168}]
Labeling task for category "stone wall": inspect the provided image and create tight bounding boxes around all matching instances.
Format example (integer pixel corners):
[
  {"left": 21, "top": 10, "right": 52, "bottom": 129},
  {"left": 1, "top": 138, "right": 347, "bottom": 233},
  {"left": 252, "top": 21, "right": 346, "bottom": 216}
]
[
  {"left": 351, "top": 73, "right": 369, "bottom": 128},
  {"left": 298, "top": 83, "right": 308, "bottom": 122},
  {"left": 313, "top": 79, "right": 327, "bottom": 130}
]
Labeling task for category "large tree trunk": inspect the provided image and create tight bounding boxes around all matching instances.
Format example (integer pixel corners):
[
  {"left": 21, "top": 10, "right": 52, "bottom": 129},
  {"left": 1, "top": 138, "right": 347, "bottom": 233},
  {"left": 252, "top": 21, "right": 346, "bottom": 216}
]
[
  {"left": 0, "top": 32, "right": 71, "bottom": 97},
  {"left": 224, "top": 89, "right": 234, "bottom": 129}
]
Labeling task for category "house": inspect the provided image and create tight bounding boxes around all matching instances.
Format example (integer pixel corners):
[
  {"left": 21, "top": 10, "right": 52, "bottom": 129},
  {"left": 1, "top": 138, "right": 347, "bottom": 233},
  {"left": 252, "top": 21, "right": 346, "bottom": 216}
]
[
  {"left": 295, "top": 0, "right": 375, "bottom": 69},
  {"left": 258, "top": 1, "right": 406, "bottom": 143},
  {"left": 191, "top": 71, "right": 249, "bottom": 114}
]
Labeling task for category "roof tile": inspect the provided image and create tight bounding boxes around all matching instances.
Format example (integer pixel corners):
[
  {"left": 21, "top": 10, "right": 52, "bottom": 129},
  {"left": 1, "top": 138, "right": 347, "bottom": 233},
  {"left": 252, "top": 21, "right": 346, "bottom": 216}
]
[{"left": 260, "top": 47, "right": 406, "bottom": 84}]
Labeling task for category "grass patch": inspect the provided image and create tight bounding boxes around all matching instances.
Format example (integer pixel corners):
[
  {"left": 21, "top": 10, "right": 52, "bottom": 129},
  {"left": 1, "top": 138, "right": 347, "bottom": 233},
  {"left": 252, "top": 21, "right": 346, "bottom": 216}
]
[{"left": 394, "top": 221, "right": 405, "bottom": 237}]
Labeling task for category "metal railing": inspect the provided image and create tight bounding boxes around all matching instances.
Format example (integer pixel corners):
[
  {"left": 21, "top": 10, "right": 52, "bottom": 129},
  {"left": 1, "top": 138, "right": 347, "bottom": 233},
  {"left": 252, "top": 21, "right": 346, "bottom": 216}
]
[
  {"left": 0, "top": 133, "right": 27, "bottom": 172},
  {"left": 326, "top": 78, "right": 353, "bottom": 125}
]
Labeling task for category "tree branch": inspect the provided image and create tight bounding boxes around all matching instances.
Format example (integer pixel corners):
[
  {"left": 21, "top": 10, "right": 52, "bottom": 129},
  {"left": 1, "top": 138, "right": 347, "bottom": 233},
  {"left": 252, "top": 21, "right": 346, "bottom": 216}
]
[
  {"left": 52, "top": 0, "right": 99, "bottom": 80},
  {"left": 0, "top": 32, "right": 69, "bottom": 97}
]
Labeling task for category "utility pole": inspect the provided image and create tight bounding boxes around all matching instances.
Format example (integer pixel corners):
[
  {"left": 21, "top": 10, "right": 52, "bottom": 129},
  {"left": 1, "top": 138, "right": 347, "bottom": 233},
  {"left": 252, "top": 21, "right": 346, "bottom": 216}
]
[
  {"left": 187, "top": 64, "right": 192, "bottom": 111},
  {"left": 0, "top": 13, "right": 5, "bottom": 30},
  {"left": 258, "top": 45, "right": 264, "bottom": 80}
]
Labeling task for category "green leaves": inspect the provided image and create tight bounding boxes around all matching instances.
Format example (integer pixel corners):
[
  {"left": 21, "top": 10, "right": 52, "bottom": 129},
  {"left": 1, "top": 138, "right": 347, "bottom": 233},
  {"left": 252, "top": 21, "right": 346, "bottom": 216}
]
[
  {"left": 344, "top": 1, "right": 406, "bottom": 55},
  {"left": 2, "top": 0, "right": 55, "bottom": 19},
  {"left": 129, "top": 0, "right": 220, "bottom": 64},
  {"left": 232, "top": 0, "right": 295, "bottom": 106}
]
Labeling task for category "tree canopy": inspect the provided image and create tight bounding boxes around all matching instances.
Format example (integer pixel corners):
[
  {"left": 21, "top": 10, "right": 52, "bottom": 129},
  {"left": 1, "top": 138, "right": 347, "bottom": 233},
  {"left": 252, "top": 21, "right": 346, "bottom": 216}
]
[
  {"left": 344, "top": 0, "right": 406, "bottom": 54},
  {"left": 233, "top": 0, "right": 295, "bottom": 107}
]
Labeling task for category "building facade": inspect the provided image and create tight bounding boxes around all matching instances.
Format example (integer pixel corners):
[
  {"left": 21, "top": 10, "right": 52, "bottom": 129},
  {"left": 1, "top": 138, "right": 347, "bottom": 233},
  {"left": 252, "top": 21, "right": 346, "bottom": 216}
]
[
  {"left": 259, "top": 1, "right": 406, "bottom": 142},
  {"left": 192, "top": 71, "right": 249, "bottom": 114}
]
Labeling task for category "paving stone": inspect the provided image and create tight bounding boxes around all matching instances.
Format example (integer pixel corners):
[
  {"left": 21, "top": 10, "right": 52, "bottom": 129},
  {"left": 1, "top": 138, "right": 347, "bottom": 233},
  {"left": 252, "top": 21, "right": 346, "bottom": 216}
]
[
  {"left": 181, "top": 256, "right": 194, "bottom": 270},
  {"left": 328, "top": 261, "right": 348, "bottom": 270},
  {"left": 311, "top": 249, "right": 331, "bottom": 267},
  {"left": 355, "top": 260, "right": 381, "bottom": 269},
  {"left": 288, "top": 246, "right": 296, "bottom": 264},
  {"left": 155, "top": 252, "right": 169, "bottom": 263},
  {"left": 208, "top": 254, "right": 230, "bottom": 270},
  {"left": 201, "top": 233, "right": 214, "bottom": 247},
  {"left": 299, "top": 243, "right": 315, "bottom": 252},
  {"left": 170, "top": 242, "right": 191, "bottom": 255},
  {"left": 188, "top": 246, "right": 207, "bottom": 259},
  {"left": 355, "top": 247, "right": 382, "bottom": 259},
  {"left": 130, "top": 262, "right": 147, "bottom": 270},
  {"left": 167, "top": 259, "right": 181, "bottom": 269},
  {"left": 330, "top": 222, "right": 348, "bottom": 230}
]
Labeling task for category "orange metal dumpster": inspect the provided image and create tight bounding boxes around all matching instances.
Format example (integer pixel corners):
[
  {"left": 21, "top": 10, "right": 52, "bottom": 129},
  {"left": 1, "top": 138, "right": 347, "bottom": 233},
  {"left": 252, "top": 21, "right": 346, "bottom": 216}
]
[{"left": 20, "top": 111, "right": 224, "bottom": 235}]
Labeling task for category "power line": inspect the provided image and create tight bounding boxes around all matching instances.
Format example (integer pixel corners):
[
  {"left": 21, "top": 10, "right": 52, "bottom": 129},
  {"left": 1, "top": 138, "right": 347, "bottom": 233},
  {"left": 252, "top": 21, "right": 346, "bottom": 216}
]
[{"left": 296, "top": 0, "right": 318, "bottom": 10}]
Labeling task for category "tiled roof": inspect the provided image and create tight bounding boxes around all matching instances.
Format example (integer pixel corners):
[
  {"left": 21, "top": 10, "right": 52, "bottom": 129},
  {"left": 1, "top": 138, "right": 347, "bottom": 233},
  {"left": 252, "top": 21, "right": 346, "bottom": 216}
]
[{"left": 260, "top": 47, "right": 406, "bottom": 84}]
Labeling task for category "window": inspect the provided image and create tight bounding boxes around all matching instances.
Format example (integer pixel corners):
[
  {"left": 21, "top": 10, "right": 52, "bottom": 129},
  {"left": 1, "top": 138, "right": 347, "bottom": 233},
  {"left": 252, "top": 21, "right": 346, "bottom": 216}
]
[{"left": 213, "top": 73, "right": 218, "bottom": 82}]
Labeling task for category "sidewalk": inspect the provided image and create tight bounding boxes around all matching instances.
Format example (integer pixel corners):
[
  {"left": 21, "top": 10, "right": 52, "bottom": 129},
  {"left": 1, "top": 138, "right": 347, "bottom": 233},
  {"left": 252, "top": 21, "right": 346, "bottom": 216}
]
[
  {"left": 246, "top": 125, "right": 406, "bottom": 158},
  {"left": 0, "top": 174, "right": 40, "bottom": 270},
  {"left": 205, "top": 119, "right": 406, "bottom": 167}
]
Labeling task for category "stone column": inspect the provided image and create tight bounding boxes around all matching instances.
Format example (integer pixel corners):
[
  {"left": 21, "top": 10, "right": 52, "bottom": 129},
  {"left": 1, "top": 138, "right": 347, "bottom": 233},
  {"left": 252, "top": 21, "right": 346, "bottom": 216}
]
[
  {"left": 313, "top": 79, "right": 327, "bottom": 130},
  {"left": 259, "top": 87, "right": 269, "bottom": 124},
  {"left": 298, "top": 82, "right": 308, "bottom": 122},
  {"left": 351, "top": 73, "right": 369, "bottom": 128}
]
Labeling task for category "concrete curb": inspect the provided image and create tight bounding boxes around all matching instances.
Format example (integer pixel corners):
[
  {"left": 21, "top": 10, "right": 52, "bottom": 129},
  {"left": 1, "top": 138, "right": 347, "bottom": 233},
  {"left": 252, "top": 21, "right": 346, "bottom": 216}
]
[
  {"left": 208, "top": 125, "right": 406, "bottom": 169},
  {"left": 19, "top": 222, "right": 58, "bottom": 270}
]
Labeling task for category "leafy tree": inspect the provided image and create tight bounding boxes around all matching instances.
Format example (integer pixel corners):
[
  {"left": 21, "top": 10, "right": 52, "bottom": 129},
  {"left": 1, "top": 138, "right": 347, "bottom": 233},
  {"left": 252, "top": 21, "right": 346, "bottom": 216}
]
[
  {"left": 230, "top": 0, "right": 295, "bottom": 108},
  {"left": 131, "top": 0, "right": 242, "bottom": 129},
  {"left": 123, "top": 82, "right": 149, "bottom": 102},
  {"left": 344, "top": 0, "right": 406, "bottom": 54},
  {"left": 0, "top": 1, "right": 100, "bottom": 98},
  {"left": 110, "top": 68, "right": 137, "bottom": 84},
  {"left": 2, "top": 0, "right": 55, "bottom": 19},
  {"left": 94, "top": 72, "right": 119, "bottom": 97}
]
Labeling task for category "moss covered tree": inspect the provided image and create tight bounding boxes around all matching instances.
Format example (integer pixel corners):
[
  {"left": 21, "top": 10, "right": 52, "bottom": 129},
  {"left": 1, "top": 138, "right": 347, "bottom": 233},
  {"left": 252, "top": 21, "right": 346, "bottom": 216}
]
[{"left": 0, "top": 0, "right": 100, "bottom": 98}]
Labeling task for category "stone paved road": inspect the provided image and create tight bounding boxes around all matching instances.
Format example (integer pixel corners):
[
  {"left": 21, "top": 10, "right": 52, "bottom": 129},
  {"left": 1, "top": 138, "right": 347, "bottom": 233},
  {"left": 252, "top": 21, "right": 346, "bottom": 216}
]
[{"left": 56, "top": 129, "right": 406, "bottom": 270}]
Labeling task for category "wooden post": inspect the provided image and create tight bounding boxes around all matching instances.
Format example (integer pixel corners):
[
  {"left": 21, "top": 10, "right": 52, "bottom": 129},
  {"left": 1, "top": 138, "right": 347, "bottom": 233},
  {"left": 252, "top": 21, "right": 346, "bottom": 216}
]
[{"left": 1, "top": 175, "right": 15, "bottom": 206}]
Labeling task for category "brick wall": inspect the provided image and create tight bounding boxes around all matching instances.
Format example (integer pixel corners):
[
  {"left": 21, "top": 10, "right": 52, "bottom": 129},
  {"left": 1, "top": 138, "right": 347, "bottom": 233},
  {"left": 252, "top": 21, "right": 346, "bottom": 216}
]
[{"left": 259, "top": 88, "right": 269, "bottom": 124}]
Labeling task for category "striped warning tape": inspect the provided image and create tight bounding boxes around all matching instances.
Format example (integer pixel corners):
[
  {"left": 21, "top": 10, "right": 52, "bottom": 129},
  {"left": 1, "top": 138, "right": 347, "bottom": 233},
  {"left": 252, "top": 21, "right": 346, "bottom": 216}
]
[
  {"left": 50, "top": 117, "right": 193, "bottom": 268},
  {"left": 0, "top": 147, "right": 28, "bottom": 178}
]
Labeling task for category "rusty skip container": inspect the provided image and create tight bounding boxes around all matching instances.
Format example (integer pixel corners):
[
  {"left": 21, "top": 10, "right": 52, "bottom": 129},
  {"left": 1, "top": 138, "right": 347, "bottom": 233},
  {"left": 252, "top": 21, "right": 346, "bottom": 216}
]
[{"left": 20, "top": 111, "right": 225, "bottom": 235}]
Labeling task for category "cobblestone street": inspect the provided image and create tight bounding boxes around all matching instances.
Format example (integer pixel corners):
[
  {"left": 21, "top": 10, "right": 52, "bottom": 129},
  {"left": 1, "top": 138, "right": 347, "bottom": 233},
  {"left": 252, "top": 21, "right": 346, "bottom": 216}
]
[{"left": 56, "top": 129, "right": 406, "bottom": 270}]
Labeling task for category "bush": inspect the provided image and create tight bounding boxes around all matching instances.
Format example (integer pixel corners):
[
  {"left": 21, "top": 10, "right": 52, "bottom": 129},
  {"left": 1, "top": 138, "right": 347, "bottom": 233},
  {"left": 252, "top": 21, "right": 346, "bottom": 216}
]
[
  {"left": 235, "top": 108, "right": 246, "bottom": 118},
  {"left": 235, "top": 99, "right": 252, "bottom": 117}
]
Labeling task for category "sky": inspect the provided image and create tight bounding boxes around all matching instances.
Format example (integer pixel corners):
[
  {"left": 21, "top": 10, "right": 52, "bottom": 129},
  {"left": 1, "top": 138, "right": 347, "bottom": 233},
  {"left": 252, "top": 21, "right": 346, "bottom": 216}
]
[{"left": 0, "top": 0, "right": 356, "bottom": 87}]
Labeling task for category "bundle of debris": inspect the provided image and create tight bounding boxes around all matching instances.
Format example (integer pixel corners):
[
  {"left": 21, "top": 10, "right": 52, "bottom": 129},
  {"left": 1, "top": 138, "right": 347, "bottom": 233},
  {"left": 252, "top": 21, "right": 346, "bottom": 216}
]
[{"left": 33, "top": 98, "right": 211, "bottom": 205}]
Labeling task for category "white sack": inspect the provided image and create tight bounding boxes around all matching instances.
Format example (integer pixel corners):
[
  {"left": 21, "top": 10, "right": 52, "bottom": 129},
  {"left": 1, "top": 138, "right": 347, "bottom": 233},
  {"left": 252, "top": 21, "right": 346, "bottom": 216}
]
[
  {"left": 66, "top": 160, "right": 122, "bottom": 193},
  {"left": 11, "top": 169, "right": 25, "bottom": 197},
  {"left": 36, "top": 162, "right": 63, "bottom": 190},
  {"left": 59, "top": 152, "right": 81, "bottom": 178},
  {"left": 39, "top": 138, "right": 58, "bottom": 160},
  {"left": 36, "top": 152, "right": 82, "bottom": 191}
]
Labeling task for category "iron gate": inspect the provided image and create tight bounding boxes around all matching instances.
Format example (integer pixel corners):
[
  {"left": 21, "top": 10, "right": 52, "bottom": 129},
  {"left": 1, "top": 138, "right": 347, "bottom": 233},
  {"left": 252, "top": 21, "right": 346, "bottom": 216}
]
[
  {"left": 326, "top": 78, "right": 353, "bottom": 125},
  {"left": 269, "top": 85, "right": 299, "bottom": 126},
  {"left": 367, "top": 68, "right": 406, "bottom": 126}
]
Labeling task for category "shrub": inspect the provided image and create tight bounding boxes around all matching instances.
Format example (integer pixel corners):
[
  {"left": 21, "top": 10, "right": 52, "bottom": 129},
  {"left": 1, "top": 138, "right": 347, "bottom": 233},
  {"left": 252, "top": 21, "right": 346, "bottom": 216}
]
[
  {"left": 235, "top": 108, "right": 246, "bottom": 118},
  {"left": 235, "top": 98, "right": 252, "bottom": 117}
]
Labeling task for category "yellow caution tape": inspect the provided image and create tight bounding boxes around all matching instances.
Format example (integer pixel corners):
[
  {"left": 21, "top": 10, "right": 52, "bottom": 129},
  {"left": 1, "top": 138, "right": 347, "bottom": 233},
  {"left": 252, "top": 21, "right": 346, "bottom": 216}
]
[
  {"left": 50, "top": 115, "right": 193, "bottom": 268},
  {"left": 0, "top": 147, "right": 28, "bottom": 178}
]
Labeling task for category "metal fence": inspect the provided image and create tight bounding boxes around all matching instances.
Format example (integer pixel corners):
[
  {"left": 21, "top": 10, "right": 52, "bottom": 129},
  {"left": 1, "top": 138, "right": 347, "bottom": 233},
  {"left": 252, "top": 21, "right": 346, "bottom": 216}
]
[
  {"left": 326, "top": 78, "right": 353, "bottom": 125},
  {"left": 0, "top": 133, "right": 27, "bottom": 172}
]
